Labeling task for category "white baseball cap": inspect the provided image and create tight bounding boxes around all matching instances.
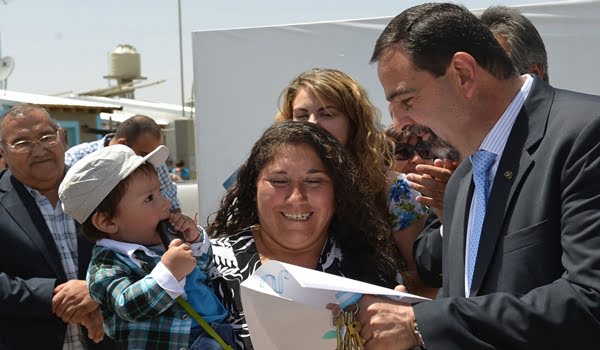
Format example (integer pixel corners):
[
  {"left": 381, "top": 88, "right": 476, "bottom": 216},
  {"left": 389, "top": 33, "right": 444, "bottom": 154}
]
[{"left": 59, "top": 144, "right": 169, "bottom": 223}]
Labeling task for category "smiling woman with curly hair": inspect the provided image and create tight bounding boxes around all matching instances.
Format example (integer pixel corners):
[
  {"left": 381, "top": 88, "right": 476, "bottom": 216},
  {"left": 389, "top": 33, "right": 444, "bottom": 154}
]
[{"left": 207, "top": 121, "right": 398, "bottom": 350}]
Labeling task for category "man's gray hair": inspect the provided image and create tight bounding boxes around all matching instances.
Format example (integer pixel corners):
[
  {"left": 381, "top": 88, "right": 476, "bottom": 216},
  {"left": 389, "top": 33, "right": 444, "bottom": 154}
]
[
  {"left": 0, "top": 104, "right": 60, "bottom": 143},
  {"left": 481, "top": 6, "right": 549, "bottom": 82}
]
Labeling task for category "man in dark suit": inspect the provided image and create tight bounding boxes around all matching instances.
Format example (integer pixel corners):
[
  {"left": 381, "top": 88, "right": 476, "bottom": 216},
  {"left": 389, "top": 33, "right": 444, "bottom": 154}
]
[
  {"left": 409, "top": 4, "right": 553, "bottom": 289},
  {"left": 0, "top": 104, "right": 113, "bottom": 349},
  {"left": 356, "top": 3, "right": 600, "bottom": 349}
]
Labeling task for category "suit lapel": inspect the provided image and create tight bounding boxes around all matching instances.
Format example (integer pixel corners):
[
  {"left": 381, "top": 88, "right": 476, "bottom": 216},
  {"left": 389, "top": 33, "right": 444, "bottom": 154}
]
[
  {"left": 470, "top": 79, "right": 554, "bottom": 296},
  {"left": 0, "top": 172, "right": 67, "bottom": 281},
  {"left": 446, "top": 166, "right": 473, "bottom": 297}
]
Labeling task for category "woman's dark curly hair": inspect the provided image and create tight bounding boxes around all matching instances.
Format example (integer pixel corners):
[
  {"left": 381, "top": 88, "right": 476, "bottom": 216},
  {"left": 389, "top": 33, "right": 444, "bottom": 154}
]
[{"left": 207, "top": 121, "right": 397, "bottom": 287}]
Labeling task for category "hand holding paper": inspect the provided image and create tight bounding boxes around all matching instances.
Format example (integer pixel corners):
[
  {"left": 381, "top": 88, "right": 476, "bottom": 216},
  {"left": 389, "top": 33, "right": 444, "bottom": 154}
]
[
  {"left": 240, "top": 260, "right": 428, "bottom": 350},
  {"left": 356, "top": 294, "right": 421, "bottom": 349}
]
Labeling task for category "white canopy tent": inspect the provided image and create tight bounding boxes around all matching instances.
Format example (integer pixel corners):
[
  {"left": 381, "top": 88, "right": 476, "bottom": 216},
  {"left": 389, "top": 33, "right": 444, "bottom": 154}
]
[{"left": 191, "top": 0, "right": 600, "bottom": 223}]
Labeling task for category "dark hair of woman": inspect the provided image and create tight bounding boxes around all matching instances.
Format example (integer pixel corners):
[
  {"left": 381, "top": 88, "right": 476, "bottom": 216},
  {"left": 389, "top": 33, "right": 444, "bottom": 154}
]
[{"left": 207, "top": 121, "right": 397, "bottom": 287}]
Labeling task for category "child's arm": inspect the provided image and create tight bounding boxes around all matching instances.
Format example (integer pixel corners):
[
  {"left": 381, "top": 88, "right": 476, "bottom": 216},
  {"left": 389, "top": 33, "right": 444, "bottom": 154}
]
[{"left": 87, "top": 248, "right": 180, "bottom": 322}]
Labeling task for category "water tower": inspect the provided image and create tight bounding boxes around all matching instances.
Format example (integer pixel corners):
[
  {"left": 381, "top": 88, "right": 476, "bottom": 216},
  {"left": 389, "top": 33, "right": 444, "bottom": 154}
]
[{"left": 103, "top": 44, "right": 146, "bottom": 99}]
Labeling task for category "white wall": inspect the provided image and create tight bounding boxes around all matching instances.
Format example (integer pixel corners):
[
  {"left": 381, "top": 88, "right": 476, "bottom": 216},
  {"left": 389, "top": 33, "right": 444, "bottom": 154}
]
[{"left": 192, "top": 0, "right": 600, "bottom": 223}]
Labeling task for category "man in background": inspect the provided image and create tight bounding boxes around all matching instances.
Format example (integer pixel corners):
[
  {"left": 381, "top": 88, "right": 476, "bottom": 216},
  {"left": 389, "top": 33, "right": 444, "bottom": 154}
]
[
  {"left": 481, "top": 5, "right": 549, "bottom": 82},
  {"left": 65, "top": 114, "right": 181, "bottom": 213},
  {"left": 0, "top": 104, "right": 113, "bottom": 349}
]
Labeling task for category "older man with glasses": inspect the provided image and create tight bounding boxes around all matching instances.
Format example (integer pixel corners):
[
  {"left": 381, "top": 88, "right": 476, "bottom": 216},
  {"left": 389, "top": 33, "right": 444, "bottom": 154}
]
[{"left": 0, "top": 104, "right": 114, "bottom": 349}]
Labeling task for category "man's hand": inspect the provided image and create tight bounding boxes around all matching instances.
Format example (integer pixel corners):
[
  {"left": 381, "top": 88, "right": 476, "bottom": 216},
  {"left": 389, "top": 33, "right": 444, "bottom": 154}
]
[
  {"left": 52, "top": 279, "right": 99, "bottom": 324},
  {"left": 407, "top": 158, "right": 457, "bottom": 220},
  {"left": 80, "top": 308, "right": 105, "bottom": 343},
  {"left": 357, "top": 294, "right": 419, "bottom": 350}
]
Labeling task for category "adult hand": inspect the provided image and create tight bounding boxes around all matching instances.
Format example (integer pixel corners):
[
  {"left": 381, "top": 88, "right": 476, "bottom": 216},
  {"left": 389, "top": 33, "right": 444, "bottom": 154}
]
[
  {"left": 52, "top": 279, "right": 99, "bottom": 324},
  {"left": 406, "top": 158, "right": 457, "bottom": 221},
  {"left": 357, "top": 294, "right": 419, "bottom": 350},
  {"left": 161, "top": 239, "right": 196, "bottom": 281},
  {"left": 80, "top": 308, "right": 105, "bottom": 343}
]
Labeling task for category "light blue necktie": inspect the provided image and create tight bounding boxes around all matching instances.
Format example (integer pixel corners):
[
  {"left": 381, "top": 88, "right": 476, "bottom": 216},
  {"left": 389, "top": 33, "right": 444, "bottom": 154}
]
[{"left": 467, "top": 150, "right": 496, "bottom": 293}]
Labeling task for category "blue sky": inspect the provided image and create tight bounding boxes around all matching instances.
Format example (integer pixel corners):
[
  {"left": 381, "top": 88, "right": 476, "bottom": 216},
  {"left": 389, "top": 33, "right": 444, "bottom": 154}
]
[{"left": 0, "top": 0, "right": 540, "bottom": 104}]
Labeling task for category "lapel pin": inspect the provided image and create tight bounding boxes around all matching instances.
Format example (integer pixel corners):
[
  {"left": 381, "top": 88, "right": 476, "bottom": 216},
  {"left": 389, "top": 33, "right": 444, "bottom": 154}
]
[{"left": 503, "top": 170, "right": 513, "bottom": 179}]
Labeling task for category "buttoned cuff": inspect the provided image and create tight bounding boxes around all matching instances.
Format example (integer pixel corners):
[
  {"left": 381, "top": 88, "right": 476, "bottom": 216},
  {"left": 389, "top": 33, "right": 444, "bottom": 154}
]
[{"left": 150, "top": 261, "right": 186, "bottom": 299}]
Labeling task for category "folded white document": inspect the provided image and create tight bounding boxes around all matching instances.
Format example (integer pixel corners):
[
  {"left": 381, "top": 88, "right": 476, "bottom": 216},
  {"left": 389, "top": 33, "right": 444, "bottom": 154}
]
[{"left": 240, "top": 260, "right": 429, "bottom": 350}]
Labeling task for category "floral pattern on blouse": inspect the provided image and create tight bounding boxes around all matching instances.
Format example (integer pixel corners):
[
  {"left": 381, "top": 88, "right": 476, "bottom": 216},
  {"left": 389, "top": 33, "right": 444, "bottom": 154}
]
[{"left": 388, "top": 173, "right": 428, "bottom": 230}]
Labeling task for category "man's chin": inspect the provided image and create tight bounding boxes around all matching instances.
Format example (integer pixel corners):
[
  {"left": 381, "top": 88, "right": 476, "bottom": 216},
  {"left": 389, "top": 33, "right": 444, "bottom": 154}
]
[{"left": 31, "top": 162, "right": 63, "bottom": 176}]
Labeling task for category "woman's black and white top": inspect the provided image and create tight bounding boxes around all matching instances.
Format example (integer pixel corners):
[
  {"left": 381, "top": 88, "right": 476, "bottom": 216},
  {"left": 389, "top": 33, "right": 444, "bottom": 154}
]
[{"left": 209, "top": 227, "right": 343, "bottom": 350}]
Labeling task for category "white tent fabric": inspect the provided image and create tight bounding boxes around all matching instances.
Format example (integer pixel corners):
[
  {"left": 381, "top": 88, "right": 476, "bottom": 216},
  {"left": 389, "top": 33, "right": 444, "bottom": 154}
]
[{"left": 192, "top": 0, "right": 600, "bottom": 222}]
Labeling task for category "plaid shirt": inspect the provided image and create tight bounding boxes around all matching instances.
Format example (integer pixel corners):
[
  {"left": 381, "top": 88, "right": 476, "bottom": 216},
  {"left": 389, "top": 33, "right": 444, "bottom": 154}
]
[
  {"left": 27, "top": 187, "right": 85, "bottom": 350},
  {"left": 64, "top": 134, "right": 180, "bottom": 210},
  {"left": 87, "top": 236, "right": 223, "bottom": 349}
]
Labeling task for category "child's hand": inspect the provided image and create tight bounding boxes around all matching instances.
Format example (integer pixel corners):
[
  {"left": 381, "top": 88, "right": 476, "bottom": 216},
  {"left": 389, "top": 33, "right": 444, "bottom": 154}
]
[
  {"left": 161, "top": 239, "right": 196, "bottom": 281},
  {"left": 169, "top": 213, "right": 201, "bottom": 243}
]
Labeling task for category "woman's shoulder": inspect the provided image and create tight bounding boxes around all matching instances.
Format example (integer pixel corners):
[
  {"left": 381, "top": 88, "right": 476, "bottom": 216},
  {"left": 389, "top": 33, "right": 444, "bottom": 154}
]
[
  {"left": 211, "top": 227, "right": 259, "bottom": 276},
  {"left": 211, "top": 227, "right": 255, "bottom": 250}
]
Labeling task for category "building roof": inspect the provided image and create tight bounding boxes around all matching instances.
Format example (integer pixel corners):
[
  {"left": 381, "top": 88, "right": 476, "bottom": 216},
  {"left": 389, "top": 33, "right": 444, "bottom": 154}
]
[
  {"left": 0, "top": 90, "right": 122, "bottom": 113},
  {"left": 74, "top": 95, "right": 194, "bottom": 125},
  {"left": 98, "top": 111, "right": 171, "bottom": 126}
]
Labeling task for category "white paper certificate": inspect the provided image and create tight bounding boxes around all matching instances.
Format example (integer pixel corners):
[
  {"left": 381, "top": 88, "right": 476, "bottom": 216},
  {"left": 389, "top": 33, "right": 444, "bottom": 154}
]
[{"left": 240, "top": 260, "right": 429, "bottom": 350}]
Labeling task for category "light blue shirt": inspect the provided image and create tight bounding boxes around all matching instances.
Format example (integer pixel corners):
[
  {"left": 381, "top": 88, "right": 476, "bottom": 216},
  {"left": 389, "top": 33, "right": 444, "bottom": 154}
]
[{"left": 464, "top": 74, "right": 533, "bottom": 297}]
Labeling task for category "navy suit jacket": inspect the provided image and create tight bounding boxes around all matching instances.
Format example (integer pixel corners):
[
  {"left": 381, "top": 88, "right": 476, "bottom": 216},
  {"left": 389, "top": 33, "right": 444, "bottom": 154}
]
[
  {"left": 413, "top": 78, "right": 600, "bottom": 349},
  {"left": 0, "top": 169, "right": 114, "bottom": 349}
]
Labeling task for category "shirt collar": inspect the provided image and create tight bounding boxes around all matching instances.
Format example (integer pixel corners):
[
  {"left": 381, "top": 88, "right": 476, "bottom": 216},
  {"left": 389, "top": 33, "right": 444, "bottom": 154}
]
[
  {"left": 97, "top": 238, "right": 162, "bottom": 268},
  {"left": 24, "top": 184, "right": 42, "bottom": 198},
  {"left": 479, "top": 74, "right": 534, "bottom": 157},
  {"left": 24, "top": 184, "right": 55, "bottom": 204}
]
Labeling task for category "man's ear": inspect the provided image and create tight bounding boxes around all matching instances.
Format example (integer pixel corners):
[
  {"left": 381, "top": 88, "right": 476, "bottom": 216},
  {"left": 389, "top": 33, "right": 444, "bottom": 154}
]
[
  {"left": 448, "top": 52, "right": 478, "bottom": 100},
  {"left": 526, "top": 63, "right": 544, "bottom": 80},
  {"left": 91, "top": 211, "right": 119, "bottom": 234},
  {"left": 58, "top": 128, "right": 68, "bottom": 147},
  {"left": 109, "top": 137, "right": 128, "bottom": 146}
]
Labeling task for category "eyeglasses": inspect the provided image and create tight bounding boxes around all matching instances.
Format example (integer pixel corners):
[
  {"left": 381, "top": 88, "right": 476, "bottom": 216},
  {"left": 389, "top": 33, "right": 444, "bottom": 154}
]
[
  {"left": 394, "top": 141, "right": 435, "bottom": 161},
  {"left": 3, "top": 131, "right": 61, "bottom": 154}
]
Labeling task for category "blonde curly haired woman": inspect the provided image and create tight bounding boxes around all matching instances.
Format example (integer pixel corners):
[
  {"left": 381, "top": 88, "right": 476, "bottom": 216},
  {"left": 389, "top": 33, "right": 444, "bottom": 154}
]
[{"left": 276, "top": 68, "right": 436, "bottom": 298}]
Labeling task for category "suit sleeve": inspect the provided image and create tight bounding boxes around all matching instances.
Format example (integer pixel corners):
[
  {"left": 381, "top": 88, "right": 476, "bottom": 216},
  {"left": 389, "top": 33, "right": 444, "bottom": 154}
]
[
  {"left": 0, "top": 200, "right": 58, "bottom": 320},
  {"left": 412, "top": 116, "right": 600, "bottom": 349},
  {"left": 0, "top": 273, "right": 56, "bottom": 319},
  {"left": 413, "top": 216, "right": 443, "bottom": 288}
]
